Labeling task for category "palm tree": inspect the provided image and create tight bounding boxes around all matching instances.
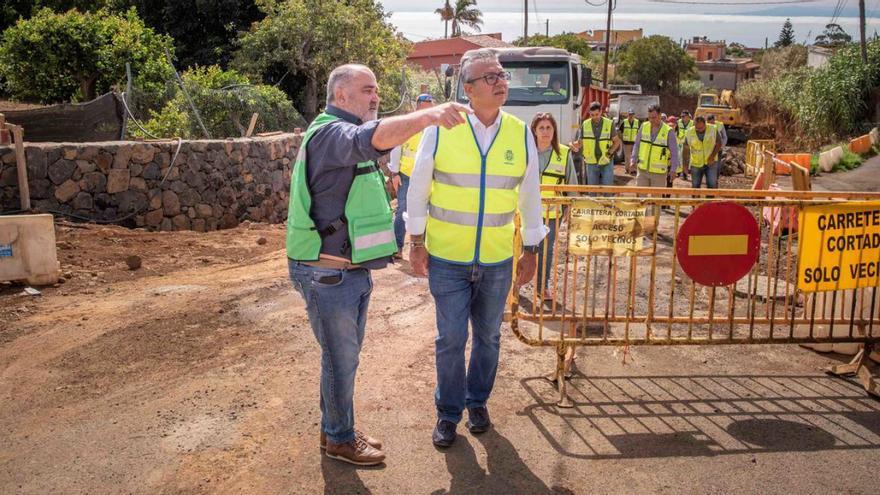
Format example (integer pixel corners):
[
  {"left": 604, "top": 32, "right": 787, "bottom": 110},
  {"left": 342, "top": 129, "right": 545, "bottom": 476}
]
[
  {"left": 435, "top": 0, "right": 483, "bottom": 38},
  {"left": 435, "top": 1, "right": 453, "bottom": 39}
]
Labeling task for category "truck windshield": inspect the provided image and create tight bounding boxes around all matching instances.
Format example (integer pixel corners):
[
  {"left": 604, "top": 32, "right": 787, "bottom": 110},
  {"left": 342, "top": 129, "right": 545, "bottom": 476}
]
[{"left": 456, "top": 61, "right": 570, "bottom": 106}]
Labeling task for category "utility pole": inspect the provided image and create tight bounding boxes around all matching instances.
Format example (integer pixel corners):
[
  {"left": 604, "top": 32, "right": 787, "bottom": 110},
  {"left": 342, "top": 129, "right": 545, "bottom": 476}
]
[
  {"left": 546, "top": 19, "right": 550, "bottom": 37},
  {"left": 524, "top": 0, "right": 529, "bottom": 43},
  {"left": 859, "top": 0, "right": 868, "bottom": 64},
  {"left": 602, "top": 0, "right": 613, "bottom": 88}
]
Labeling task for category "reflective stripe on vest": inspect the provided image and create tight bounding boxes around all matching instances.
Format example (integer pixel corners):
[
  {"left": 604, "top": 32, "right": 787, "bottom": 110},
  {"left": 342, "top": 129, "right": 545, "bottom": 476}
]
[
  {"left": 622, "top": 119, "right": 640, "bottom": 143},
  {"left": 399, "top": 131, "right": 421, "bottom": 177},
  {"left": 685, "top": 124, "right": 717, "bottom": 168},
  {"left": 540, "top": 144, "right": 569, "bottom": 220},
  {"left": 285, "top": 113, "right": 397, "bottom": 263},
  {"left": 582, "top": 117, "right": 613, "bottom": 165},
  {"left": 426, "top": 112, "right": 527, "bottom": 264},
  {"left": 637, "top": 122, "right": 672, "bottom": 174}
]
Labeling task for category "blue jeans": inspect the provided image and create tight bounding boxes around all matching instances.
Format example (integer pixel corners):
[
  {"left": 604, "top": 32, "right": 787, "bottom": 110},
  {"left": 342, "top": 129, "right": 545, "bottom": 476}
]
[
  {"left": 536, "top": 220, "right": 558, "bottom": 292},
  {"left": 288, "top": 260, "right": 373, "bottom": 444},
  {"left": 428, "top": 257, "right": 513, "bottom": 423},
  {"left": 691, "top": 163, "right": 719, "bottom": 189},
  {"left": 393, "top": 173, "right": 410, "bottom": 249},
  {"left": 586, "top": 163, "right": 614, "bottom": 186}
]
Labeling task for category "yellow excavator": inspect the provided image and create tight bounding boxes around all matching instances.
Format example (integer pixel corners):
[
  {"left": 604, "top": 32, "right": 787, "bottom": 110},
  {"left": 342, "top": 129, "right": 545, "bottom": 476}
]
[{"left": 694, "top": 90, "right": 748, "bottom": 143}]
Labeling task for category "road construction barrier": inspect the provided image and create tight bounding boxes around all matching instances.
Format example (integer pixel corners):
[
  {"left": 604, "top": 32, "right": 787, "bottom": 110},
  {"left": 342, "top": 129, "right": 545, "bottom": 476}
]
[
  {"left": 744, "top": 140, "right": 775, "bottom": 177},
  {"left": 849, "top": 134, "right": 873, "bottom": 155},
  {"left": 510, "top": 185, "right": 880, "bottom": 406}
]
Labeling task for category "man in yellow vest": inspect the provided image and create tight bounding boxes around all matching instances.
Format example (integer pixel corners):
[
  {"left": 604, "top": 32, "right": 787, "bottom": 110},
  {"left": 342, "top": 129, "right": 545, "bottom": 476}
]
[
  {"left": 389, "top": 93, "right": 435, "bottom": 257},
  {"left": 405, "top": 48, "right": 546, "bottom": 448},
  {"left": 286, "top": 64, "right": 471, "bottom": 466},
  {"left": 619, "top": 108, "right": 639, "bottom": 175},
  {"left": 581, "top": 101, "right": 621, "bottom": 186},
  {"left": 682, "top": 115, "right": 722, "bottom": 189},
  {"left": 629, "top": 104, "right": 680, "bottom": 187},
  {"left": 629, "top": 104, "right": 680, "bottom": 216}
]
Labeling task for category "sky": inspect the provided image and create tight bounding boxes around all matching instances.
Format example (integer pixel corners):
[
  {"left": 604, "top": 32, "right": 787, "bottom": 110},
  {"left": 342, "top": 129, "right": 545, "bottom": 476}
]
[{"left": 383, "top": 0, "right": 880, "bottom": 47}]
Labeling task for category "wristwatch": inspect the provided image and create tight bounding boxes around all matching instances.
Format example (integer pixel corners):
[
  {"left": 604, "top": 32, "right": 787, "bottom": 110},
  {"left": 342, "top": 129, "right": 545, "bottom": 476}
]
[{"left": 523, "top": 244, "right": 540, "bottom": 254}]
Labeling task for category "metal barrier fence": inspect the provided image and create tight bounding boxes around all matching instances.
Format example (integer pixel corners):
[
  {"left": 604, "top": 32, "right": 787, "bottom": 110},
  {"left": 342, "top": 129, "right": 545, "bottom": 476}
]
[{"left": 510, "top": 186, "right": 880, "bottom": 406}]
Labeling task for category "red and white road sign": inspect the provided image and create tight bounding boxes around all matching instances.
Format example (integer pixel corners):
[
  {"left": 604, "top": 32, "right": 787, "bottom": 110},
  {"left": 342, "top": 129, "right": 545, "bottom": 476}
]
[{"left": 676, "top": 202, "right": 760, "bottom": 287}]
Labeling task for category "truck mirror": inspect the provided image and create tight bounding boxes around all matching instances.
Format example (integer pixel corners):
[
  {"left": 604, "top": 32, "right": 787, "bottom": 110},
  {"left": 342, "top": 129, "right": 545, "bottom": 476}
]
[
  {"left": 445, "top": 65, "right": 455, "bottom": 78},
  {"left": 581, "top": 66, "right": 592, "bottom": 88},
  {"left": 444, "top": 79, "right": 452, "bottom": 100}
]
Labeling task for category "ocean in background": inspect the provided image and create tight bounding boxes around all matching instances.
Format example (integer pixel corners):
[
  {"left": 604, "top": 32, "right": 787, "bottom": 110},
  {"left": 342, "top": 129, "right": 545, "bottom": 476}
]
[{"left": 389, "top": 11, "right": 880, "bottom": 48}]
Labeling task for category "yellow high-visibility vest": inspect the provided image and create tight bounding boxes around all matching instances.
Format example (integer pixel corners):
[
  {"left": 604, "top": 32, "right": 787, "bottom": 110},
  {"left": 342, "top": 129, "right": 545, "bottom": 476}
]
[
  {"left": 426, "top": 112, "right": 528, "bottom": 264},
  {"left": 540, "top": 144, "right": 570, "bottom": 220},
  {"left": 398, "top": 131, "right": 422, "bottom": 177},
  {"left": 581, "top": 117, "right": 613, "bottom": 165},
  {"left": 677, "top": 119, "right": 692, "bottom": 142},
  {"left": 637, "top": 122, "right": 672, "bottom": 174},
  {"left": 685, "top": 124, "right": 717, "bottom": 168},
  {"left": 621, "top": 118, "right": 640, "bottom": 143}
]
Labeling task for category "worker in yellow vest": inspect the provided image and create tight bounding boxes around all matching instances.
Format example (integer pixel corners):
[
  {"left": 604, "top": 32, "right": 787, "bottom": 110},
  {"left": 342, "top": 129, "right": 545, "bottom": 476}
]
[
  {"left": 629, "top": 104, "right": 680, "bottom": 216},
  {"left": 531, "top": 112, "right": 578, "bottom": 302},
  {"left": 581, "top": 101, "right": 621, "bottom": 186},
  {"left": 707, "top": 114, "right": 728, "bottom": 169},
  {"left": 406, "top": 49, "right": 546, "bottom": 448},
  {"left": 682, "top": 116, "right": 723, "bottom": 189},
  {"left": 677, "top": 110, "right": 693, "bottom": 180},
  {"left": 619, "top": 108, "right": 640, "bottom": 175},
  {"left": 389, "top": 93, "right": 435, "bottom": 257}
]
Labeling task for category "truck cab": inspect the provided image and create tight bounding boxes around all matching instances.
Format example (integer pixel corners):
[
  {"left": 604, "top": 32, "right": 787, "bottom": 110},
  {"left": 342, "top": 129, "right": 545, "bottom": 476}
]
[{"left": 454, "top": 47, "right": 593, "bottom": 143}]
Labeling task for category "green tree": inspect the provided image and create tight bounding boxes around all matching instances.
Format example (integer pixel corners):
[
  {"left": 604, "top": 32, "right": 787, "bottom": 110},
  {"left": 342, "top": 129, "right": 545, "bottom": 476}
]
[
  {"left": 133, "top": 65, "right": 304, "bottom": 138},
  {"left": 435, "top": 0, "right": 482, "bottom": 38},
  {"left": 815, "top": 23, "right": 853, "bottom": 47},
  {"left": 1, "top": 1, "right": 113, "bottom": 31},
  {"left": 513, "top": 32, "right": 593, "bottom": 60},
  {"left": 234, "top": 0, "right": 410, "bottom": 121},
  {"left": 0, "top": 7, "right": 173, "bottom": 103},
  {"left": 615, "top": 35, "right": 695, "bottom": 92},
  {"left": 758, "top": 44, "right": 807, "bottom": 80},
  {"left": 775, "top": 18, "right": 795, "bottom": 48},
  {"left": 726, "top": 42, "right": 748, "bottom": 58}
]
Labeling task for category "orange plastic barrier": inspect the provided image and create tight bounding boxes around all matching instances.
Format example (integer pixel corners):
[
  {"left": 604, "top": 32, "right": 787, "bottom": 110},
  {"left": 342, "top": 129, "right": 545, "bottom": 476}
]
[
  {"left": 775, "top": 153, "right": 811, "bottom": 175},
  {"left": 849, "top": 134, "right": 872, "bottom": 154}
]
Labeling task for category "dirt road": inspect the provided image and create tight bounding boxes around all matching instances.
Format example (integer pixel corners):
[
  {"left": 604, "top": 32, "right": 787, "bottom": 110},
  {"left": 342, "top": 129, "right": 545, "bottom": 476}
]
[{"left": 1, "top": 222, "right": 879, "bottom": 494}]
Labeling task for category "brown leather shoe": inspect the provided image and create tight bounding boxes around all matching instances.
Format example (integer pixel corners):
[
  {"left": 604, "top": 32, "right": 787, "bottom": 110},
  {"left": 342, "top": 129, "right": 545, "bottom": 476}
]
[
  {"left": 325, "top": 437, "right": 385, "bottom": 466},
  {"left": 320, "top": 430, "right": 383, "bottom": 450}
]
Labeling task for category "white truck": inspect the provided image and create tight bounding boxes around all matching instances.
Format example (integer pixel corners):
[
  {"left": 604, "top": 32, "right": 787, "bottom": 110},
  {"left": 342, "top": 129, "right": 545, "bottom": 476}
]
[{"left": 449, "top": 47, "right": 597, "bottom": 143}]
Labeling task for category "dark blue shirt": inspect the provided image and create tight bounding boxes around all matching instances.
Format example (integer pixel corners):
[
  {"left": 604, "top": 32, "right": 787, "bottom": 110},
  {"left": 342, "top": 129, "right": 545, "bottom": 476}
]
[{"left": 306, "top": 105, "right": 391, "bottom": 269}]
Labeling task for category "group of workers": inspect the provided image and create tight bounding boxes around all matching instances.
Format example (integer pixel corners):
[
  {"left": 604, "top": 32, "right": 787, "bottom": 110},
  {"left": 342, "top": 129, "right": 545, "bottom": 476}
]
[{"left": 286, "top": 48, "right": 732, "bottom": 468}]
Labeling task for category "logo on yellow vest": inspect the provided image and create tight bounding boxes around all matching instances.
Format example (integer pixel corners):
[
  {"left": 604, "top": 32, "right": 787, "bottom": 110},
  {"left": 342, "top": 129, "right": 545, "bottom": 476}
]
[{"left": 504, "top": 150, "right": 514, "bottom": 164}]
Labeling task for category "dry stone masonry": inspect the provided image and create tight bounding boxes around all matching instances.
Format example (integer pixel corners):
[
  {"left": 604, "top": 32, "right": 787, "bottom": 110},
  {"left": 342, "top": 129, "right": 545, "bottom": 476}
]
[{"left": 0, "top": 134, "right": 301, "bottom": 231}]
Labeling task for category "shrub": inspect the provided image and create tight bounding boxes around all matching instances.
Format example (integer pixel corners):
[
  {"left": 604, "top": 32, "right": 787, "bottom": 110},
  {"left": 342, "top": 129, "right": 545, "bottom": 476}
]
[
  {"left": 0, "top": 8, "right": 173, "bottom": 104},
  {"left": 132, "top": 65, "right": 304, "bottom": 139}
]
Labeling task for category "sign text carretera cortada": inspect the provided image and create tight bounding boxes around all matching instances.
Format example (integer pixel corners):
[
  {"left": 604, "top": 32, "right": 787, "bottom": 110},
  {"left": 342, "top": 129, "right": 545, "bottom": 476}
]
[{"left": 798, "top": 201, "right": 880, "bottom": 292}]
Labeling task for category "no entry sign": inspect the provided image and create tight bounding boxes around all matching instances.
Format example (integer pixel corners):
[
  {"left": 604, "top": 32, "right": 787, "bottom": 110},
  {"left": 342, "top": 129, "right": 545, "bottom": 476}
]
[{"left": 676, "top": 202, "right": 760, "bottom": 287}]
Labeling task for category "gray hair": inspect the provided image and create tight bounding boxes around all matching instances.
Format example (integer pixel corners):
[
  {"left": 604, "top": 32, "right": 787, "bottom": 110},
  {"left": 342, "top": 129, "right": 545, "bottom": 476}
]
[
  {"left": 460, "top": 49, "right": 499, "bottom": 82},
  {"left": 326, "top": 64, "right": 371, "bottom": 105}
]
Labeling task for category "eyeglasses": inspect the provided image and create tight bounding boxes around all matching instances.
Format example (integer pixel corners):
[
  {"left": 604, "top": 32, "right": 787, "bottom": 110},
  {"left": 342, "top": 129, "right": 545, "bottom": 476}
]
[{"left": 466, "top": 71, "right": 511, "bottom": 86}]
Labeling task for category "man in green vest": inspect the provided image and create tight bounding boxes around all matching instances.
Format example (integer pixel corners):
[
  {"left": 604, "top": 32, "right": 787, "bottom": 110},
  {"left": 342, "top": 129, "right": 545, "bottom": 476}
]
[
  {"left": 286, "top": 63, "right": 471, "bottom": 466},
  {"left": 619, "top": 108, "right": 639, "bottom": 175},
  {"left": 629, "top": 104, "right": 680, "bottom": 216},
  {"left": 682, "top": 116, "right": 723, "bottom": 189},
  {"left": 581, "top": 101, "right": 621, "bottom": 186},
  {"left": 405, "top": 48, "right": 546, "bottom": 448}
]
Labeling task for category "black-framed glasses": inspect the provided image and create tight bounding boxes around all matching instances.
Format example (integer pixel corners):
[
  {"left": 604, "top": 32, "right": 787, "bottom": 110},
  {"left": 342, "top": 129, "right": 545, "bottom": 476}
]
[{"left": 466, "top": 71, "right": 511, "bottom": 86}]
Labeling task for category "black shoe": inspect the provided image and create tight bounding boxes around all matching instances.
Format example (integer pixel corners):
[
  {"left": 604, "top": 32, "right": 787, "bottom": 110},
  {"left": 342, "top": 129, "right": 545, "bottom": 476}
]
[
  {"left": 432, "top": 420, "right": 457, "bottom": 448},
  {"left": 466, "top": 406, "right": 491, "bottom": 434}
]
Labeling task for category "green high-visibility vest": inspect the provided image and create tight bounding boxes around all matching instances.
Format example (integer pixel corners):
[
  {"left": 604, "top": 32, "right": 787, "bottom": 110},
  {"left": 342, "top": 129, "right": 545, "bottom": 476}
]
[
  {"left": 285, "top": 113, "right": 397, "bottom": 264},
  {"left": 637, "top": 122, "right": 672, "bottom": 174},
  {"left": 685, "top": 124, "right": 718, "bottom": 168},
  {"left": 621, "top": 118, "right": 640, "bottom": 143},
  {"left": 582, "top": 117, "right": 613, "bottom": 165}
]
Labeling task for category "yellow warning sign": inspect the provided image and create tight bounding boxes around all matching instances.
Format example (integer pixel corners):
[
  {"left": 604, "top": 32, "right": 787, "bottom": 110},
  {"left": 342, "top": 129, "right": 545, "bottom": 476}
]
[
  {"left": 569, "top": 200, "right": 646, "bottom": 256},
  {"left": 798, "top": 201, "right": 880, "bottom": 292}
]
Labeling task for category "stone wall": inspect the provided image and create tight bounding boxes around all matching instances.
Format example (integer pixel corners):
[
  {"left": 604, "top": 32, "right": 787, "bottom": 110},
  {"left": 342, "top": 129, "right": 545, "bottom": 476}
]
[{"left": 0, "top": 134, "right": 300, "bottom": 231}]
